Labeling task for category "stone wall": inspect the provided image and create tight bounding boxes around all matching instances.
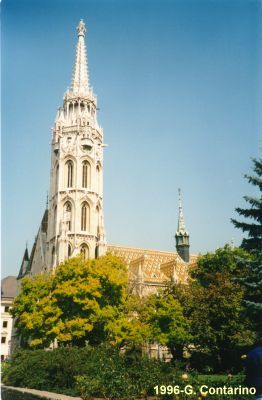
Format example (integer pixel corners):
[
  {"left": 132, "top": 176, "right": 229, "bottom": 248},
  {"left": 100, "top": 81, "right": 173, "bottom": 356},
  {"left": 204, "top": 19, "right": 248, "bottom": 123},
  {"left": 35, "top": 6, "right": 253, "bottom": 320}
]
[{"left": 1, "top": 386, "right": 82, "bottom": 400}]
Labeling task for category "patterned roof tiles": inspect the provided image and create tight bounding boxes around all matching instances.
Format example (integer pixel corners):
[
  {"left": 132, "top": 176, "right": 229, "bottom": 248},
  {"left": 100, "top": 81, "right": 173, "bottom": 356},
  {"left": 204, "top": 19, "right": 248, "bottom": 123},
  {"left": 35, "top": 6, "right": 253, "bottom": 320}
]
[{"left": 107, "top": 245, "right": 197, "bottom": 285}]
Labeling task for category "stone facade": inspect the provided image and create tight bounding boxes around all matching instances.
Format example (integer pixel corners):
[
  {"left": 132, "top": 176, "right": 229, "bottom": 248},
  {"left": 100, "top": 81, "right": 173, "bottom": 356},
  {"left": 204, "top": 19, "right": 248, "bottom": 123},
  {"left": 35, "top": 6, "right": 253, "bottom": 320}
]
[{"left": 1, "top": 276, "right": 17, "bottom": 361}]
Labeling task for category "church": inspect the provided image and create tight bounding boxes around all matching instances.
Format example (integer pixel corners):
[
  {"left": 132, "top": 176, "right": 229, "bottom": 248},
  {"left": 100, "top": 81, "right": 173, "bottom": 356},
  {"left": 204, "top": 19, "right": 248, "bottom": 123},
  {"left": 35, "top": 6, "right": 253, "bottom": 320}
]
[{"left": 18, "top": 20, "right": 197, "bottom": 295}]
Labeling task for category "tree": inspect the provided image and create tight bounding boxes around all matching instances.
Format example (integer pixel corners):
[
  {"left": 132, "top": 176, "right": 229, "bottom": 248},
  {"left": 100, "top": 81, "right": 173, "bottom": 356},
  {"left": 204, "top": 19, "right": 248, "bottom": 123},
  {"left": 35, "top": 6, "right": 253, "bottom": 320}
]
[
  {"left": 108, "top": 290, "right": 191, "bottom": 361},
  {"left": 188, "top": 273, "right": 256, "bottom": 372},
  {"left": 186, "top": 246, "right": 258, "bottom": 372},
  {"left": 234, "top": 253, "right": 262, "bottom": 315},
  {"left": 231, "top": 157, "right": 262, "bottom": 317},
  {"left": 12, "top": 255, "right": 129, "bottom": 348},
  {"left": 12, "top": 273, "right": 58, "bottom": 348},
  {"left": 191, "top": 244, "right": 251, "bottom": 288},
  {"left": 105, "top": 295, "right": 151, "bottom": 348},
  {"left": 231, "top": 157, "right": 262, "bottom": 251},
  {"left": 140, "top": 293, "right": 191, "bottom": 362}
]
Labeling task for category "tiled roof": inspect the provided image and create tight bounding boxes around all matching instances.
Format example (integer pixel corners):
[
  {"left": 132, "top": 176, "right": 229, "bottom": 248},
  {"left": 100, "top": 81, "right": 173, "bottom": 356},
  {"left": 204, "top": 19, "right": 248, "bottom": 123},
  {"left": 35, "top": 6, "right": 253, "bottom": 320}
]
[
  {"left": 108, "top": 245, "right": 178, "bottom": 264},
  {"left": 108, "top": 245, "right": 197, "bottom": 284}
]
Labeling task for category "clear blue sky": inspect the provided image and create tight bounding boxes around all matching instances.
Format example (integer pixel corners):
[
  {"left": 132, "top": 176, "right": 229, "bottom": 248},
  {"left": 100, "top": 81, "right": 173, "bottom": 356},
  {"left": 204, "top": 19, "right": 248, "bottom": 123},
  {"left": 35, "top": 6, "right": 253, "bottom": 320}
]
[{"left": 2, "top": 0, "right": 261, "bottom": 277}]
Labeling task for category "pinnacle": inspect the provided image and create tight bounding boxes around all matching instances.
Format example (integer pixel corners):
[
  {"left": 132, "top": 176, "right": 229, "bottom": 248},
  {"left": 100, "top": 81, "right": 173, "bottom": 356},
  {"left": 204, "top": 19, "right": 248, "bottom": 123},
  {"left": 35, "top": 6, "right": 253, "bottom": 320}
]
[{"left": 77, "top": 19, "right": 86, "bottom": 37}]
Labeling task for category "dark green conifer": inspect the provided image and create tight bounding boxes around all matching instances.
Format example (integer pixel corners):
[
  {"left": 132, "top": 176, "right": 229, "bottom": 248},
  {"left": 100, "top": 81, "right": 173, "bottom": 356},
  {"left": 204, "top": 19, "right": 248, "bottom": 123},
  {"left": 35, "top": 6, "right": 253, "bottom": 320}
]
[
  {"left": 234, "top": 252, "right": 262, "bottom": 313},
  {"left": 231, "top": 157, "right": 262, "bottom": 251},
  {"left": 231, "top": 157, "right": 262, "bottom": 317}
]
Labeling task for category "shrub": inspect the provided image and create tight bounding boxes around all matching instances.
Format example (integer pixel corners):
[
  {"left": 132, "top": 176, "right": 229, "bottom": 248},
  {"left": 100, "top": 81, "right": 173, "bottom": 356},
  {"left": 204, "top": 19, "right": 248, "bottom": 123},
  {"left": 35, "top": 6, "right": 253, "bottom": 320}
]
[
  {"left": 2, "top": 346, "right": 254, "bottom": 399},
  {"left": 76, "top": 345, "right": 175, "bottom": 399},
  {"left": 2, "top": 347, "right": 90, "bottom": 396}
]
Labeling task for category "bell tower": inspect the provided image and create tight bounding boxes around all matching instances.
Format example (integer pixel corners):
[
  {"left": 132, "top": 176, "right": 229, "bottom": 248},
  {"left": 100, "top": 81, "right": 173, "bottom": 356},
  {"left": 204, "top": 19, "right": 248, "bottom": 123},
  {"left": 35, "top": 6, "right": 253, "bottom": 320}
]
[
  {"left": 175, "top": 189, "right": 190, "bottom": 262},
  {"left": 46, "top": 20, "right": 107, "bottom": 269}
]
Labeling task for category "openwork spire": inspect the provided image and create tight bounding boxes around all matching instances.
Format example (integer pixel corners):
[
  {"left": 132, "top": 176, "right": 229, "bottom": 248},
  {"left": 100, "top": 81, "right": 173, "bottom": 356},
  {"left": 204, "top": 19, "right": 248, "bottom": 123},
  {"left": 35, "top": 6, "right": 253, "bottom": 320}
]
[
  {"left": 71, "top": 19, "right": 89, "bottom": 95},
  {"left": 177, "top": 188, "right": 188, "bottom": 235}
]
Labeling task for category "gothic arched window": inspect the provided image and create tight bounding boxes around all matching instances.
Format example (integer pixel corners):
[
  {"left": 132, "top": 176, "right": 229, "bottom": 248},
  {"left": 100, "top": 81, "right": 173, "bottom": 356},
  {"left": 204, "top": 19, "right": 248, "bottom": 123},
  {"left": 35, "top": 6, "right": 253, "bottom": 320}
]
[
  {"left": 55, "top": 164, "right": 59, "bottom": 189},
  {"left": 66, "top": 160, "right": 73, "bottom": 188},
  {"left": 51, "top": 246, "right": 55, "bottom": 267},
  {"left": 81, "top": 202, "right": 90, "bottom": 231},
  {"left": 80, "top": 244, "right": 89, "bottom": 260},
  {"left": 64, "top": 201, "right": 72, "bottom": 231},
  {"left": 68, "top": 244, "right": 72, "bottom": 258},
  {"left": 96, "top": 206, "right": 100, "bottom": 236},
  {"left": 82, "top": 161, "right": 91, "bottom": 188},
  {"left": 96, "top": 165, "right": 101, "bottom": 193},
  {"left": 54, "top": 205, "right": 57, "bottom": 235}
]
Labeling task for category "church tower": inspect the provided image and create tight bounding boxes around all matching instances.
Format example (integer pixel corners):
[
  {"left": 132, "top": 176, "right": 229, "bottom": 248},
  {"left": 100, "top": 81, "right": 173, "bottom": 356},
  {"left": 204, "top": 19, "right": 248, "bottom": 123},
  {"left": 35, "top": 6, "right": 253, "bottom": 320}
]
[
  {"left": 46, "top": 20, "right": 107, "bottom": 270},
  {"left": 175, "top": 189, "right": 190, "bottom": 262}
]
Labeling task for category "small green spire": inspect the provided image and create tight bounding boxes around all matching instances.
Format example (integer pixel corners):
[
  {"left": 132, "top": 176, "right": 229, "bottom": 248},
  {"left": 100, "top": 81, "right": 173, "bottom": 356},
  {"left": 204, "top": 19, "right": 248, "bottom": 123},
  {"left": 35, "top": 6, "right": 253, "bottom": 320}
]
[
  {"left": 177, "top": 188, "right": 188, "bottom": 235},
  {"left": 175, "top": 188, "right": 190, "bottom": 262}
]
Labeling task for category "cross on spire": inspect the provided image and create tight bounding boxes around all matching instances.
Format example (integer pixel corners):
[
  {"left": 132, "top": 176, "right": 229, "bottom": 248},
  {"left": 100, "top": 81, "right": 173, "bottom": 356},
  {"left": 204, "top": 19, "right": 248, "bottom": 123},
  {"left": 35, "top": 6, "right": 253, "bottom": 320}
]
[{"left": 77, "top": 19, "right": 86, "bottom": 37}]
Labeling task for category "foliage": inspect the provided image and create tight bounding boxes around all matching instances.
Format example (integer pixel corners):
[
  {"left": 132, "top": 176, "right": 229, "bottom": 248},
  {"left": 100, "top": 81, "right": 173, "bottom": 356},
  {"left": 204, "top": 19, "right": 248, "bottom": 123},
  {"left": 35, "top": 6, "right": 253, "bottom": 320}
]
[
  {"left": 234, "top": 251, "right": 262, "bottom": 334},
  {"left": 236, "top": 252, "right": 262, "bottom": 311},
  {"left": 105, "top": 295, "right": 152, "bottom": 347},
  {"left": 231, "top": 156, "right": 262, "bottom": 319},
  {"left": 140, "top": 293, "right": 192, "bottom": 362},
  {"left": 75, "top": 345, "right": 170, "bottom": 399},
  {"left": 11, "top": 274, "right": 56, "bottom": 348},
  {"left": 2, "top": 347, "right": 88, "bottom": 395},
  {"left": 11, "top": 255, "right": 128, "bottom": 348},
  {"left": 107, "top": 291, "right": 191, "bottom": 362},
  {"left": 163, "top": 246, "right": 257, "bottom": 372},
  {"left": 188, "top": 273, "right": 256, "bottom": 372},
  {"left": 191, "top": 244, "right": 251, "bottom": 287},
  {"left": 0, "top": 346, "right": 176, "bottom": 399},
  {"left": 231, "top": 157, "right": 262, "bottom": 251},
  {"left": 2, "top": 347, "right": 254, "bottom": 399}
]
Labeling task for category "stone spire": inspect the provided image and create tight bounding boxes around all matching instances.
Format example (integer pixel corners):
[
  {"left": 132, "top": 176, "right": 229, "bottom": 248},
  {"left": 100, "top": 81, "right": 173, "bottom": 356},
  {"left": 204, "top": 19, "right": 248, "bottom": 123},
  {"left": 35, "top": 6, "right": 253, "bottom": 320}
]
[
  {"left": 71, "top": 19, "right": 89, "bottom": 95},
  {"left": 175, "top": 189, "right": 190, "bottom": 262}
]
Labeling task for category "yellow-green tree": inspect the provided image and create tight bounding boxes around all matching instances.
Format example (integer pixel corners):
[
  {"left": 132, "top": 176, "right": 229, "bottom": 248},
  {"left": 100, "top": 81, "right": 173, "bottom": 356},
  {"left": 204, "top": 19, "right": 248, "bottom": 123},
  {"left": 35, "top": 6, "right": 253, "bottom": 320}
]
[
  {"left": 12, "top": 273, "right": 58, "bottom": 348},
  {"left": 107, "top": 290, "right": 192, "bottom": 361},
  {"left": 105, "top": 295, "right": 151, "bottom": 347},
  {"left": 12, "top": 255, "right": 129, "bottom": 348},
  {"left": 141, "top": 293, "right": 192, "bottom": 362}
]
